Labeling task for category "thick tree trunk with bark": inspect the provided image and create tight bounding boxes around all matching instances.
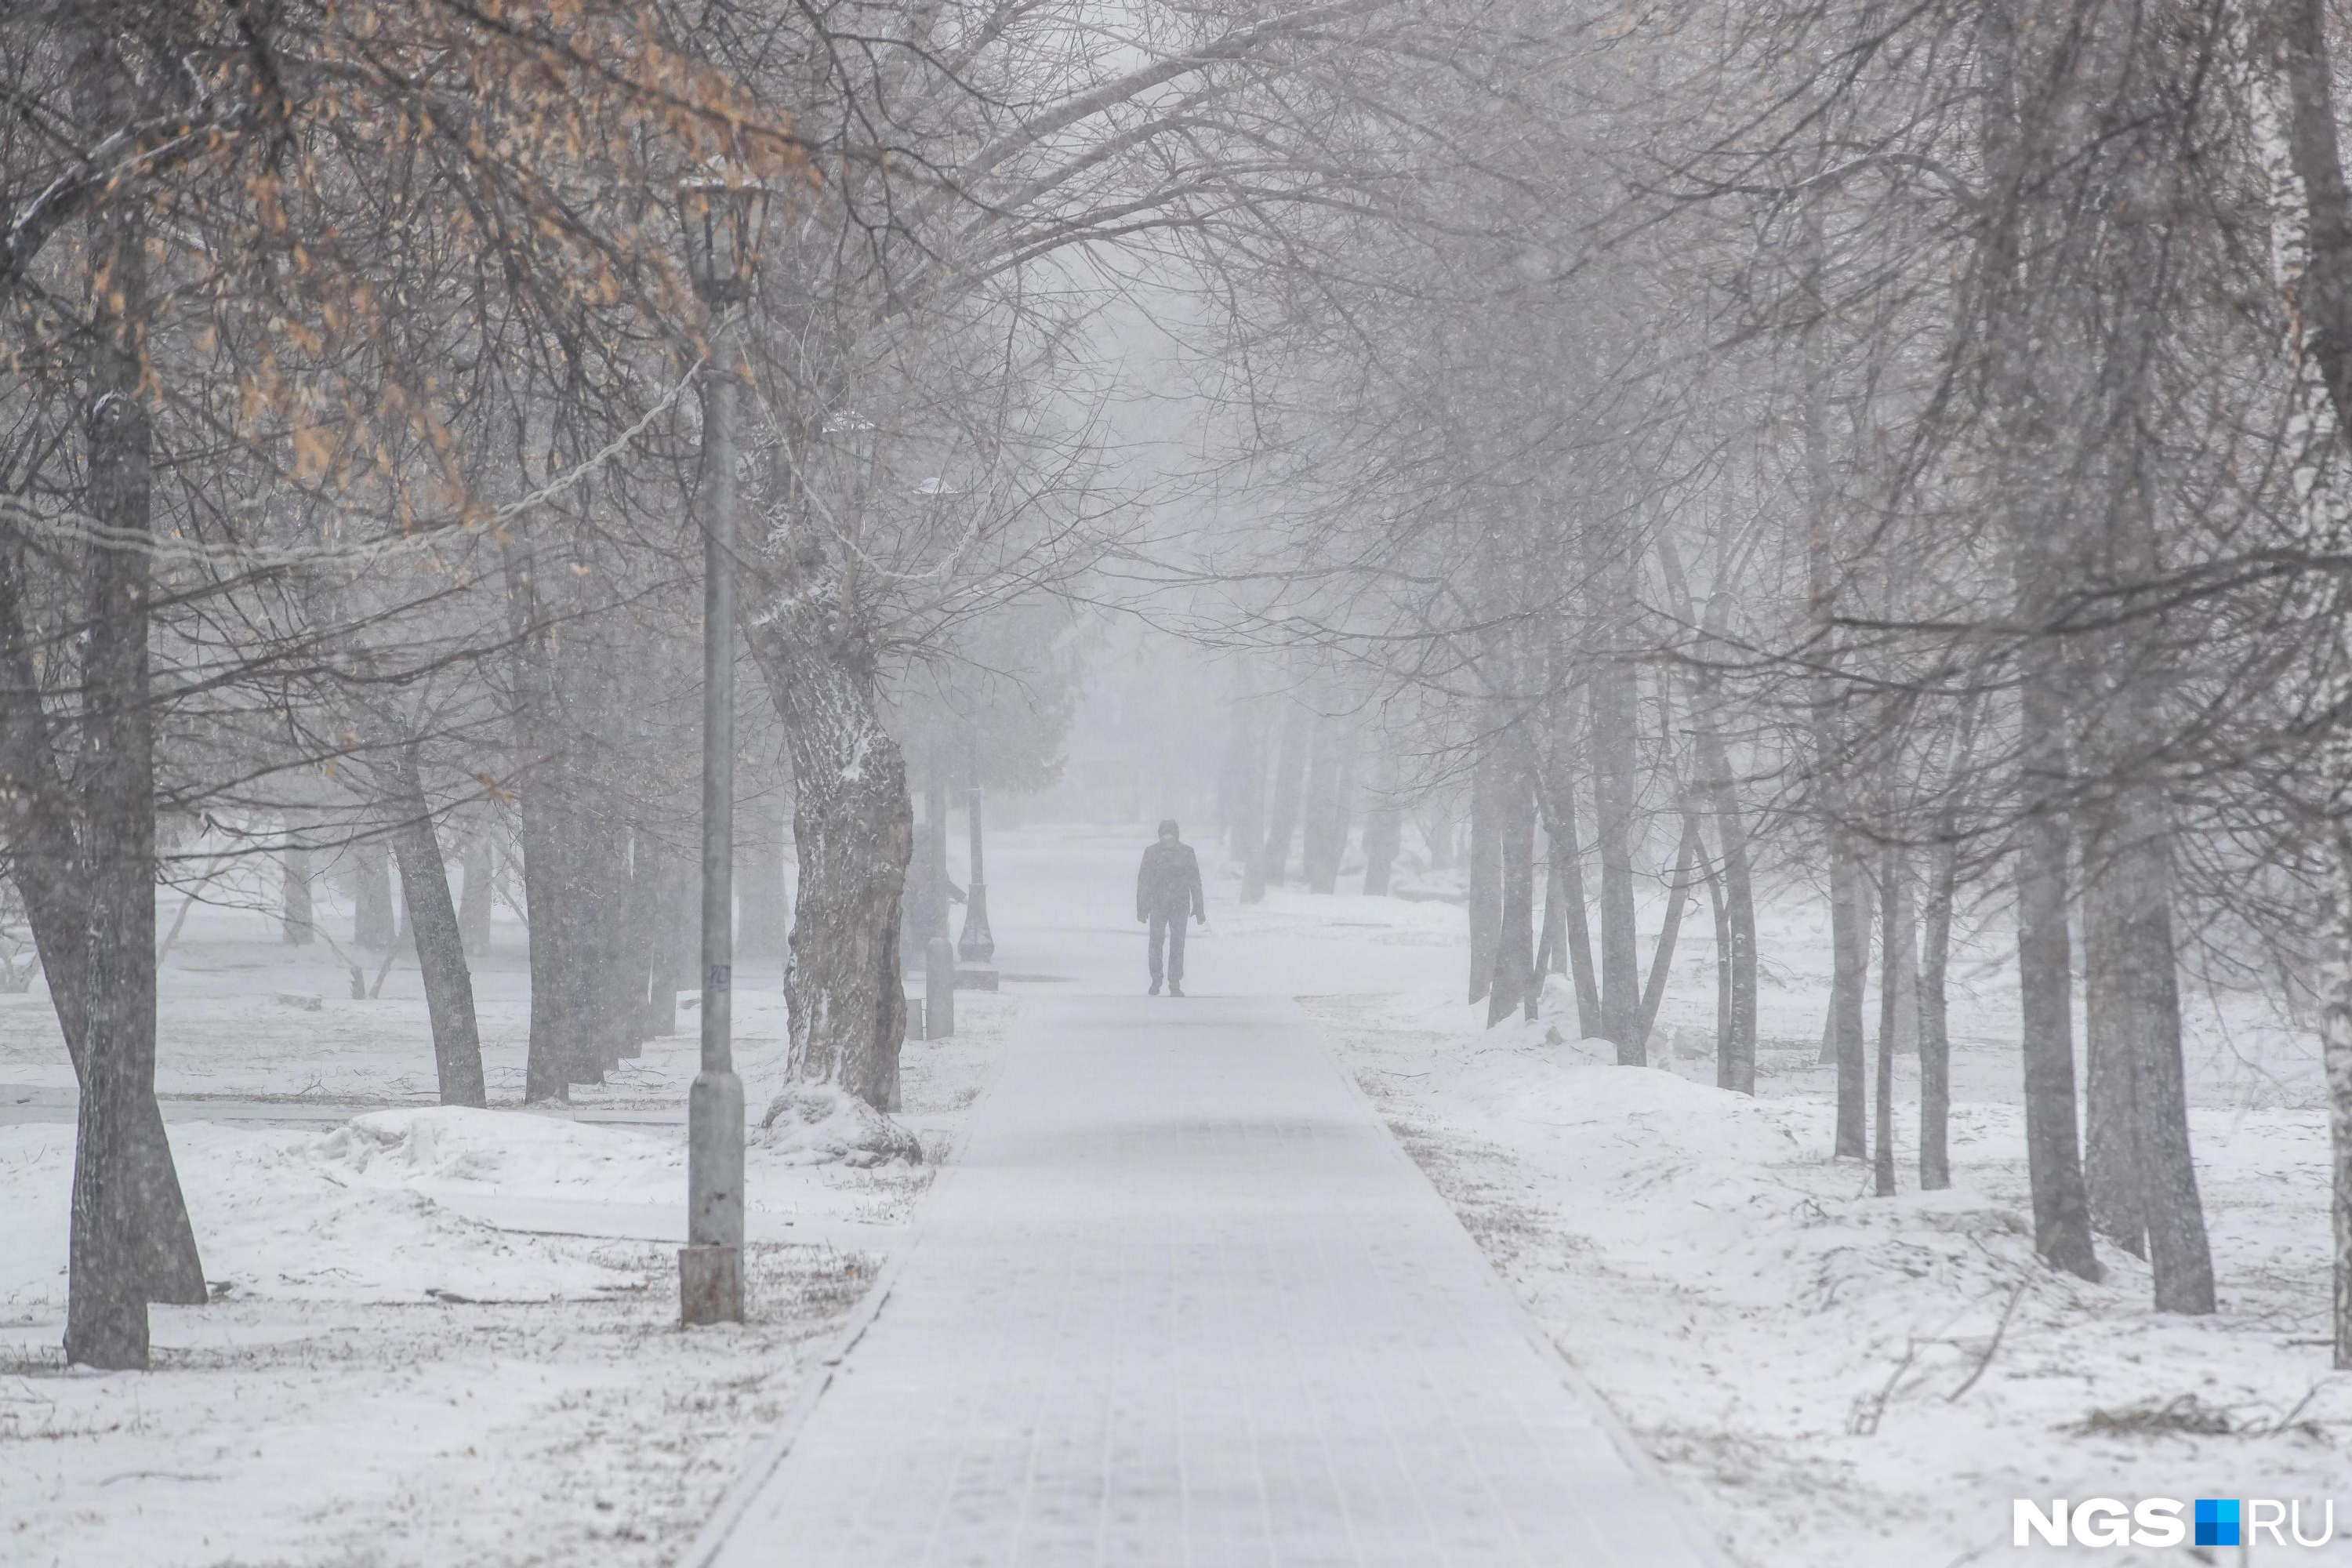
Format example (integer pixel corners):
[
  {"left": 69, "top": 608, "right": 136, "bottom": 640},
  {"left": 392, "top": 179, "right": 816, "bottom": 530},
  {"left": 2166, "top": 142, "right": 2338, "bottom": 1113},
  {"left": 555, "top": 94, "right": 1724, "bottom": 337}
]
[
  {"left": 43, "top": 169, "right": 205, "bottom": 1367},
  {"left": 742, "top": 574, "right": 912, "bottom": 1116}
]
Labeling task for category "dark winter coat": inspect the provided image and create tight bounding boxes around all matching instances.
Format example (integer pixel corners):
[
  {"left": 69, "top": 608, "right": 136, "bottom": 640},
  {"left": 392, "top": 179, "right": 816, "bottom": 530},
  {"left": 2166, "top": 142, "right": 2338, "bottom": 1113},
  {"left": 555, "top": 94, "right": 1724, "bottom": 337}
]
[{"left": 1136, "top": 839, "right": 1205, "bottom": 921}]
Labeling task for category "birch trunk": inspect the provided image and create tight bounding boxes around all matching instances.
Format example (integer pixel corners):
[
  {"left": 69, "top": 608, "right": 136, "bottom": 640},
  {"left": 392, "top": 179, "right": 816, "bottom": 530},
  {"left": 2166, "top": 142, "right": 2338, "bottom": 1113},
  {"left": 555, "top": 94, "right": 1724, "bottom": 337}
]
[{"left": 2242, "top": 0, "right": 2352, "bottom": 1359}]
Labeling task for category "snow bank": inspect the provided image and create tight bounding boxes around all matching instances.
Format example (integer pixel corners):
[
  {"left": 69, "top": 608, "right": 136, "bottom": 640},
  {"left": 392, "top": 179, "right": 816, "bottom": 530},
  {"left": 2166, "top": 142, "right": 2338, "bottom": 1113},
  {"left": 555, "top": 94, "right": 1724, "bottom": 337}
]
[
  {"left": 754, "top": 1083, "right": 924, "bottom": 1167},
  {"left": 1309, "top": 985, "right": 2352, "bottom": 1568},
  {"left": 315, "top": 1105, "right": 681, "bottom": 1197}
]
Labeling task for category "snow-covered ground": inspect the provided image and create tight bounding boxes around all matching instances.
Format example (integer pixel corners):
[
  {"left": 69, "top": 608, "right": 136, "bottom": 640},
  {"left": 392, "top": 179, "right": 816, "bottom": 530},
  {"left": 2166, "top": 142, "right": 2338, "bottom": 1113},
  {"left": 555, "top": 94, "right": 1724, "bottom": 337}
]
[
  {"left": 1289, "top": 889, "right": 2352, "bottom": 1566},
  {"left": 6, "top": 826, "right": 2348, "bottom": 1566},
  {"left": 0, "top": 873, "right": 1017, "bottom": 1566}
]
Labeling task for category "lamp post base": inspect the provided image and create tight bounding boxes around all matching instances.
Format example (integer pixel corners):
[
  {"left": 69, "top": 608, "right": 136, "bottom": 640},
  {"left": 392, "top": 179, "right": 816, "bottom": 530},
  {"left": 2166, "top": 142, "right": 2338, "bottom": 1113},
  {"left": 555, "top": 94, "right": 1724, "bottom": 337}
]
[
  {"left": 958, "top": 880, "right": 995, "bottom": 963},
  {"left": 679, "top": 1245, "right": 742, "bottom": 1327},
  {"left": 684, "top": 1069, "right": 745, "bottom": 1324}
]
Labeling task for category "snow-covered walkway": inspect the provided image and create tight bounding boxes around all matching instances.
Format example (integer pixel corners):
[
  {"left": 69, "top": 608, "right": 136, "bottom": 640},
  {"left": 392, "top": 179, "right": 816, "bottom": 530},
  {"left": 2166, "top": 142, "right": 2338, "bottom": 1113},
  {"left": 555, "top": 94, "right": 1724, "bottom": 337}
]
[{"left": 697, "top": 984, "right": 1722, "bottom": 1567}]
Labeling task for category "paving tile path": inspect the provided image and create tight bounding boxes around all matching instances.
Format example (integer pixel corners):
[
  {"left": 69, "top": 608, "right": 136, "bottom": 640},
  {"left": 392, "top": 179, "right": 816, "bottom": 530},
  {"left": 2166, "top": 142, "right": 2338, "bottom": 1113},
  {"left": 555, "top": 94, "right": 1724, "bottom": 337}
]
[{"left": 701, "top": 985, "right": 1722, "bottom": 1568}]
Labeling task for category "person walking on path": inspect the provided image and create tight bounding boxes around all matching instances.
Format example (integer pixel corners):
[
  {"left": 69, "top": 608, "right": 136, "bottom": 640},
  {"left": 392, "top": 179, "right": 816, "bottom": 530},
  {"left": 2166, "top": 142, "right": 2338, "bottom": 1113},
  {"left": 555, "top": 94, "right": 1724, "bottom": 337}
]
[{"left": 1136, "top": 818, "right": 1205, "bottom": 995}]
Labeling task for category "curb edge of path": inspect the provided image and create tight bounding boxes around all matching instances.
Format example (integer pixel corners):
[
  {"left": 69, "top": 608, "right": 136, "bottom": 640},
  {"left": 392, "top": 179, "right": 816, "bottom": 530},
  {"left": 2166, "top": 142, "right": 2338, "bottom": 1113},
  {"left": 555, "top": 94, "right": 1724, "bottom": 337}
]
[
  {"left": 677, "top": 1036, "right": 1018, "bottom": 1568},
  {"left": 1294, "top": 994, "right": 1743, "bottom": 1568}
]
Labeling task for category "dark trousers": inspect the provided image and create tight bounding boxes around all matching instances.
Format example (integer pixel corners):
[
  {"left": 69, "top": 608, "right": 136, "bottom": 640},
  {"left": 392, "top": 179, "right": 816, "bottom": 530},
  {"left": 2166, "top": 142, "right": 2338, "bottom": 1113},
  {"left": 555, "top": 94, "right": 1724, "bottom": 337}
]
[{"left": 1147, "top": 911, "right": 1188, "bottom": 985}]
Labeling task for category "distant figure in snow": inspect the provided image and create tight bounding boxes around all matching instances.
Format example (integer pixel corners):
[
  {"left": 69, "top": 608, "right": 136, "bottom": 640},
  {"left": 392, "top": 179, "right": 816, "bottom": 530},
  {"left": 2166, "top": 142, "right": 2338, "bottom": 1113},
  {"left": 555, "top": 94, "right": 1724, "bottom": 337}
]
[{"left": 1136, "top": 818, "right": 1206, "bottom": 996}]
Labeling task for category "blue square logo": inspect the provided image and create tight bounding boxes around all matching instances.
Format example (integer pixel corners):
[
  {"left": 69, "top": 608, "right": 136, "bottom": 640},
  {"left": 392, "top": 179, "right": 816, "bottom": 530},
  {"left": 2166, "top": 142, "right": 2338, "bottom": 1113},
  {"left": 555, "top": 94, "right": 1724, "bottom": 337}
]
[{"left": 2196, "top": 1499, "right": 2241, "bottom": 1547}]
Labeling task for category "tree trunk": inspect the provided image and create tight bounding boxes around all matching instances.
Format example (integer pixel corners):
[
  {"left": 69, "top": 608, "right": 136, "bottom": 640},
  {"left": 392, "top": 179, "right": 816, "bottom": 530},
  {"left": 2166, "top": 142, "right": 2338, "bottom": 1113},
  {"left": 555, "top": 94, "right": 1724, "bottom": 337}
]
[
  {"left": 2240, "top": 0, "right": 2351, "bottom": 1348},
  {"left": 1467, "top": 740, "right": 1501, "bottom": 1005},
  {"left": 385, "top": 738, "right": 487, "bottom": 1108},
  {"left": 1588, "top": 663, "right": 1642, "bottom": 1061},
  {"left": 2093, "top": 786, "right": 2215, "bottom": 1312},
  {"left": 1686, "top": 620, "right": 1757, "bottom": 1094},
  {"left": 1827, "top": 850, "right": 1871, "bottom": 1156},
  {"left": 1888, "top": 864, "right": 1922, "bottom": 1055},
  {"left": 1423, "top": 799, "right": 1457, "bottom": 873},
  {"left": 1919, "top": 837, "right": 1960, "bottom": 1192},
  {"left": 2082, "top": 865, "right": 2147, "bottom": 1257},
  {"left": 352, "top": 842, "right": 397, "bottom": 950},
  {"left": 1360, "top": 799, "right": 1403, "bottom": 897},
  {"left": 1874, "top": 844, "right": 1900, "bottom": 1197},
  {"left": 1231, "top": 670, "right": 1269, "bottom": 902},
  {"left": 1532, "top": 684, "right": 1602, "bottom": 1035},
  {"left": 1701, "top": 836, "right": 1730, "bottom": 1065},
  {"left": 1536, "top": 851, "right": 1566, "bottom": 978},
  {"left": 583, "top": 815, "right": 637, "bottom": 1070},
  {"left": 1260, "top": 700, "right": 1312, "bottom": 887},
  {"left": 1487, "top": 755, "right": 1536, "bottom": 1025},
  {"left": 1634, "top": 813, "right": 1698, "bottom": 1057},
  {"left": 456, "top": 829, "right": 494, "bottom": 955},
  {"left": 281, "top": 843, "right": 314, "bottom": 946},
  {"left": 56, "top": 164, "right": 204, "bottom": 1366},
  {"left": 516, "top": 771, "right": 584, "bottom": 1099},
  {"left": 1302, "top": 719, "right": 1352, "bottom": 895},
  {"left": 742, "top": 583, "right": 912, "bottom": 1115},
  {"left": 2015, "top": 680, "right": 2101, "bottom": 1280},
  {"left": 638, "top": 836, "right": 694, "bottom": 1038}
]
